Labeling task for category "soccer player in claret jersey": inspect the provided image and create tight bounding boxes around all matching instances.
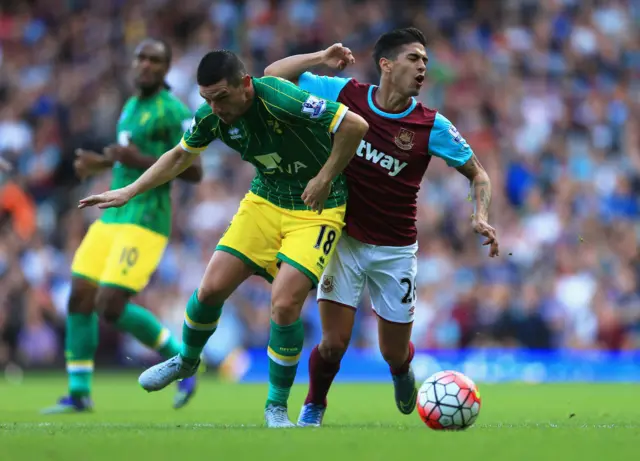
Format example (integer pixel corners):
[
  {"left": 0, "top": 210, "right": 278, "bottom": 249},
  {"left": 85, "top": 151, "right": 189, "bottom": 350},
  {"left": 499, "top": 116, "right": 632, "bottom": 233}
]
[
  {"left": 42, "top": 39, "right": 203, "bottom": 414},
  {"left": 79, "top": 50, "right": 369, "bottom": 427},
  {"left": 265, "top": 27, "right": 499, "bottom": 426}
]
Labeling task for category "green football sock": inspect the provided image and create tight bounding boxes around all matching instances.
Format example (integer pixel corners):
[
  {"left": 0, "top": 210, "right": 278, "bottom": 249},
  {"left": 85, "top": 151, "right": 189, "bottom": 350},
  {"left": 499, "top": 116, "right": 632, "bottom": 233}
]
[
  {"left": 266, "top": 319, "right": 304, "bottom": 408},
  {"left": 181, "top": 290, "right": 223, "bottom": 363},
  {"left": 66, "top": 312, "right": 99, "bottom": 397},
  {"left": 115, "top": 303, "right": 181, "bottom": 359}
]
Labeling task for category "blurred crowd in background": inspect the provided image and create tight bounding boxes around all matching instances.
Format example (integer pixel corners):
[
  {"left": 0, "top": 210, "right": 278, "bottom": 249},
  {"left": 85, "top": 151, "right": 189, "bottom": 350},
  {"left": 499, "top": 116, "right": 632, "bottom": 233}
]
[{"left": 0, "top": 0, "right": 639, "bottom": 370}]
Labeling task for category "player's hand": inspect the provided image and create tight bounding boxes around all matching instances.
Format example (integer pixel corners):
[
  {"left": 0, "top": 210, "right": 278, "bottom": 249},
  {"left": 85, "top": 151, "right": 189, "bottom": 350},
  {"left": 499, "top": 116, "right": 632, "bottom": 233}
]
[
  {"left": 104, "top": 144, "right": 143, "bottom": 166},
  {"left": 78, "top": 187, "right": 134, "bottom": 210},
  {"left": 472, "top": 218, "right": 499, "bottom": 257},
  {"left": 321, "top": 43, "right": 355, "bottom": 71},
  {"left": 302, "top": 175, "right": 332, "bottom": 214},
  {"left": 74, "top": 149, "right": 107, "bottom": 180}
]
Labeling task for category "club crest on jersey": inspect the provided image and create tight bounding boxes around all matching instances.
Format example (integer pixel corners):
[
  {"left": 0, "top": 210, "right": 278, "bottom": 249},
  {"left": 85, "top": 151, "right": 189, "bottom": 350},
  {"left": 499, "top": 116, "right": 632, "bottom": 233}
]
[
  {"left": 302, "top": 95, "right": 327, "bottom": 119},
  {"left": 320, "top": 276, "right": 334, "bottom": 293},
  {"left": 395, "top": 128, "right": 415, "bottom": 151}
]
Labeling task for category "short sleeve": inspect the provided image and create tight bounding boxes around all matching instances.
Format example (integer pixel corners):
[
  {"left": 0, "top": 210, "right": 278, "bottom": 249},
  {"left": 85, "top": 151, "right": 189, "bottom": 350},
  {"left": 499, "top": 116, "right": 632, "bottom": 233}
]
[
  {"left": 180, "top": 104, "right": 219, "bottom": 154},
  {"left": 297, "top": 72, "right": 351, "bottom": 102},
  {"left": 428, "top": 113, "right": 474, "bottom": 167},
  {"left": 256, "top": 76, "right": 348, "bottom": 134}
]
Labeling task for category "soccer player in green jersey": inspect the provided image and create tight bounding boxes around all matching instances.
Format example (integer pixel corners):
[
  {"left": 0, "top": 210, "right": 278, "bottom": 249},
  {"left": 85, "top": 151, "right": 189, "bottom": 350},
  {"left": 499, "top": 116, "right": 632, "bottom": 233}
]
[
  {"left": 42, "top": 39, "right": 203, "bottom": 414},
  {"left": 79, "top": 49, "right": 369, "bottom": 427}
]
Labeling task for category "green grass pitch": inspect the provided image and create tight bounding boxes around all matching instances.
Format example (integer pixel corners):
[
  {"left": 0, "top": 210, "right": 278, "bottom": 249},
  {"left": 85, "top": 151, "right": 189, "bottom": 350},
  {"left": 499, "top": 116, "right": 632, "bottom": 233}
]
[{"left": 0, "top": 373, "right": 637, "bottom": 461}]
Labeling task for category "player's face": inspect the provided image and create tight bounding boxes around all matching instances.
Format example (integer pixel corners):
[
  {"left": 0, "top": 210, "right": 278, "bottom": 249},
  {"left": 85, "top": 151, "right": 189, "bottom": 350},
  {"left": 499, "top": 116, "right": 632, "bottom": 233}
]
[
  {"left": 133, "top": 42, "right": 168, "bottom": 91},
  {"left": 386, "top": 43, "right": 428, "bottom": 97},
  {"left": 199, "top": 75, "right": 252, "bottom": 124}
]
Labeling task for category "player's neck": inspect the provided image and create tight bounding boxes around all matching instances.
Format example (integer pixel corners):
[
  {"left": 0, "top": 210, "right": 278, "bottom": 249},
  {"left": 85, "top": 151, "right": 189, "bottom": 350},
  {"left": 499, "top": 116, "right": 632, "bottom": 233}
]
[
  {"left": 374, "top": 84, "right": 411, "bottom": 113},
  {"left": 137, "top": 86, "right": 163, "bottom": 99}
]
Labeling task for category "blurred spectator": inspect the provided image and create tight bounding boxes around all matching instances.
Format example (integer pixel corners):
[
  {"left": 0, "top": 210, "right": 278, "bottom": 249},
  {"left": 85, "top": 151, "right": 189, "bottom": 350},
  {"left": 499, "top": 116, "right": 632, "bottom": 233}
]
[{"left": 0, "top": 0, "right": 638, "bottom": 369}]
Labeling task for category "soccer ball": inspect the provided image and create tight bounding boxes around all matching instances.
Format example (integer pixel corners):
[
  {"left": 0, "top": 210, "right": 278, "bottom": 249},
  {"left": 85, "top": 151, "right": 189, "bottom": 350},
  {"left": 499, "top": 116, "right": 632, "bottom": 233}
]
[{"left": 416, "top": 370, "right": 481, "bottom": 430}]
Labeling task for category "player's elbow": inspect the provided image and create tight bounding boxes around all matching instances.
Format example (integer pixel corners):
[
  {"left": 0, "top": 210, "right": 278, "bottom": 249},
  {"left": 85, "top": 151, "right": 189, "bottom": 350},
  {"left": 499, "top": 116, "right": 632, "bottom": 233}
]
[
  {"left": 339, "top": 111, "right": 369, "bottom": 139},
  {"left": 263, "top": 64, "right": 277, "bottom": 76}
]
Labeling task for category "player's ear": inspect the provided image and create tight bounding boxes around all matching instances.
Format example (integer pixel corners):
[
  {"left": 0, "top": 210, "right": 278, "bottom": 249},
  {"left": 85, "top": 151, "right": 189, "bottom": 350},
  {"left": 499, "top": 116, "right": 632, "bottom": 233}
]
[
  {"left": 379, "top": 57, "right": 393, "bottom": 74},
  {"left": 241, "top": 74, "right": 252, "bottom": 88}
]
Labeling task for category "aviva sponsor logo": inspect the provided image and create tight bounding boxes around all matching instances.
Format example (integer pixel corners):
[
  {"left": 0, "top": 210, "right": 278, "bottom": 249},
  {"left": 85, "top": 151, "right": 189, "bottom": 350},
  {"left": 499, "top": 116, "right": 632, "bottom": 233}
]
[{"left": 254, "top": 153, "right": 307, "bottom": 175}]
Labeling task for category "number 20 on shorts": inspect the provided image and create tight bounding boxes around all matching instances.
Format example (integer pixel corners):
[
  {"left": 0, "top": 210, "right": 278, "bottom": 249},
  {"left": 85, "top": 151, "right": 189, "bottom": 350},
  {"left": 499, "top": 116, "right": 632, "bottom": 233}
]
[{"left": 314, "top": 225, "right": 336, "bottom": 256}]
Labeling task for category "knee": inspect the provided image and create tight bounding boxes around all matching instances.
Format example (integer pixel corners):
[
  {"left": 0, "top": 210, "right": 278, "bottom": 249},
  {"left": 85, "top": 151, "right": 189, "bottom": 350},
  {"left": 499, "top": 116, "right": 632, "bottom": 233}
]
[
  {"left": 197, "top": 282, "right": 229, "bottom": 307},
  {"left": 319, "top": 334, "right": 350, "bottom": 363},
  {"left": 67, "top": 288, "right": 94, "bottom": 315},
  {"left": 270, "top": 290, "right": 305, "bottom": 325},
  {"left": 95, "top": 290, "right": 128, "bottom": 324}
]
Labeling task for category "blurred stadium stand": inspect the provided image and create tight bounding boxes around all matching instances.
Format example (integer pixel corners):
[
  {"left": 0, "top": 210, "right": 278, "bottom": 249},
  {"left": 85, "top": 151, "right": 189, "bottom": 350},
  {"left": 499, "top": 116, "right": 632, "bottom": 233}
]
[{"left": 0, "top": 0, "right": 638, "bottom": 379}]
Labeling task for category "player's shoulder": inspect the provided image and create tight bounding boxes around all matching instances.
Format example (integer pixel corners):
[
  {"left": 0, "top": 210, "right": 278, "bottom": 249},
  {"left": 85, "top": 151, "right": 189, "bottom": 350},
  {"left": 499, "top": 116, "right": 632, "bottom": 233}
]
[
  {"left": 410, "top": 101, "right": 438, "bottom": 126},
  {"left": 254, "top": 75, "right": 300, "bottom": 96}
]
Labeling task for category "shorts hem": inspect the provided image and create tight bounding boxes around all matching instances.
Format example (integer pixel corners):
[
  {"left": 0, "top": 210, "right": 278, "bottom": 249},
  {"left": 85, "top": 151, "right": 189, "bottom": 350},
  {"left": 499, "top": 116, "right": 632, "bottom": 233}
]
[
  {"left": 216, "top": 245, "right": 274, "bottom": 284},
  {"left": 373, "top": 310, "right": 415, "bottom": 325},
  {"left": 70, "top": 272, "right": 99, "bottom": 285},
  {"left": 97, "top": 282, "right": 138, "bottom": 295},
  {"left": 317, "top": 298, "right": 357, "bottom": 311},
  {"left": 277, "top": 253, "right": 319, "bottom": 288}
]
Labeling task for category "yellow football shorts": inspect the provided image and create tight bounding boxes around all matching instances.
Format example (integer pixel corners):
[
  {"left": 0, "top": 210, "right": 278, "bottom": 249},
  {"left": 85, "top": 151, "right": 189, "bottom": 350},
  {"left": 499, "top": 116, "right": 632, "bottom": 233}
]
[
  {"left": 71, "top": 220, "right": 169, "bottom": 293},
  {"left": 216, "top": 192, "right": 346, "bottom": 286}
]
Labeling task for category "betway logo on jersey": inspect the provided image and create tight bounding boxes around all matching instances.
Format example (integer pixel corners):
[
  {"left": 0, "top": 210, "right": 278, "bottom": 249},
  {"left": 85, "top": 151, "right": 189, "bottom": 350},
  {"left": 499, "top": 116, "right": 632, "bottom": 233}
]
[{"left": 355, "top": 140, "right": 407, "bottom": 177}]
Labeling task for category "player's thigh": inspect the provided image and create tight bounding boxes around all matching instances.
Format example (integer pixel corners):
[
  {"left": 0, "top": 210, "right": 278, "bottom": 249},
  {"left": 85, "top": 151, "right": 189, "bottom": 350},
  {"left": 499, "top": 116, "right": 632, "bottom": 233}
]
[
  {"left": 366, "top": 242, "right": 418, "bottom": 325},
  {"left": 216, "top": 192, "right": 281, "bottom": 283},
  {"left": 198, "top": 250, "right": 255, "bottom": 306},
  {"left": 70, "top": 220, "right": 115, "bottom": 284},
  {"left": 99, "top": 224, "right": 168, "bottom": 294},
  {"left": 317, "top": 299, "right": 356, "bottom": 360},
  {"left": 278, "top": 204, "right": 346, "bottom": 287},
  {"left": 271, "top": 262, "right": 315, "bottom": 324}
]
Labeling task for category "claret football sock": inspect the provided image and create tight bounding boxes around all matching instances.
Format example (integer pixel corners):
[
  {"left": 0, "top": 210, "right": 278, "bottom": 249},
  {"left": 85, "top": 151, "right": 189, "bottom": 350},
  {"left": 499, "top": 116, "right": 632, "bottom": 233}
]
[
  {"left": 390, "top": 341, "right": 415, "bottom": 376},
  {"left": 304, "top": 345, "right": 340, "bottom": 406},
  {"left": 180, "top": 290, "right": 223, "bottom": 363},
  {"left": 115, "top": 303, "right": 181, "bottom": 358},
  {"left": 266, "top": 319, "right": 304, "bottom": 408},
  {"left": 66, "top": 312, "right": 99, "bottom": 397}
]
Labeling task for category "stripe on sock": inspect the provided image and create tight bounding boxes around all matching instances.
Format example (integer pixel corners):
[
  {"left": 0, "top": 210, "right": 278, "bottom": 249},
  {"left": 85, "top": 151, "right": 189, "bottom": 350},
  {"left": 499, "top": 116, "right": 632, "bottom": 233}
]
[
  {"left": 67, "top": 360, "right": 94, "bottom": 373},
  {"left": 184, "top": 311, "right": 219, "bottom": 331},
  {"left": 153, "top": 327, "right": 171, "bottom": 349},
  {"left": 267, "top": 346, "right": 301, "bottom": 367}
]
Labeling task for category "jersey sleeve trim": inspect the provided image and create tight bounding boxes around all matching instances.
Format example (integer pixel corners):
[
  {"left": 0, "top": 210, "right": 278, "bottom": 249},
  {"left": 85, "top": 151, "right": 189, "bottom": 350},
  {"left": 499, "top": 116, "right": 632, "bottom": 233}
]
[
  {"left": 329, "top": 104, "right": 348, "bottom": 134},
  {"left": 180, "top": 138, "right": 206, "bottom": 154},
  {"left": 181, "top": 112, "right": 217, "bottom": 153}
]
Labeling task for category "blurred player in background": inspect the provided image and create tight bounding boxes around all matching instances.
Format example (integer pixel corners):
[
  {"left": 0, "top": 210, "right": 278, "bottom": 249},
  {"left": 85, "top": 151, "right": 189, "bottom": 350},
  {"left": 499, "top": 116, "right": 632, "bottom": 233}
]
[
  {"left": 78, "top": 50, "right": 369, "bottom": 427},
  {"left": 42, "top": 38, "right": 203, "bottom": 414},
  {"left": 265, "top": 27, "right": 499, "bottom": 426}
]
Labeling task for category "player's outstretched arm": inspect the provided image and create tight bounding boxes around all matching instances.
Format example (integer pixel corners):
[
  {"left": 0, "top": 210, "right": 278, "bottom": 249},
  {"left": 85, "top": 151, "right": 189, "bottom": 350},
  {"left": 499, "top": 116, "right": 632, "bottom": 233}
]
[
  {"left": 302, "top": 110, "right": 368, "bottom": 212},
  {"left": 264, "top": 43, "right": 355, "bottom": 84},
  {"left": 78, "top": 144, "right": 197, "bottom": 209},
  {"left": 456, "top": 155, "right": 499, "bottom": 257}
]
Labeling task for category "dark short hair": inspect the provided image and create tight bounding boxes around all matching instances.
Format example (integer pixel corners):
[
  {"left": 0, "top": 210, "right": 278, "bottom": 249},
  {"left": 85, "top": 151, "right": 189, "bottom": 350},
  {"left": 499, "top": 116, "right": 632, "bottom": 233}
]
[
  {"left": 372, "top": 27, "right": 427, "bottom": 74},
  {"left": 197, "top": 50, "right": 247, "bottom": 87}
]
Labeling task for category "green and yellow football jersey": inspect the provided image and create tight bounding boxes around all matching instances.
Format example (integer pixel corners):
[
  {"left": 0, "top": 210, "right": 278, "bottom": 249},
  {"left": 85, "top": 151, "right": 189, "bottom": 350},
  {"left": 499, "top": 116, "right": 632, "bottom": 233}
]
[
  {"left": 101, "top": 89, "right": 192, "bottom": 236},
  {"left": 180, "top": 76, "right": 349, "bottom": 210}
]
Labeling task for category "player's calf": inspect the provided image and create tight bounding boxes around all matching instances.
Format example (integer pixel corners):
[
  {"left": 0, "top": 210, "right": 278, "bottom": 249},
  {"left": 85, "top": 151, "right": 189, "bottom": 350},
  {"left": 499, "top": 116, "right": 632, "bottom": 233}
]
[
  {"left": 265, "top": 263, "right": 310, "bottom": 417},
  {"left": 378, "top": 317, "right": 417, "bottom": 415}
]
